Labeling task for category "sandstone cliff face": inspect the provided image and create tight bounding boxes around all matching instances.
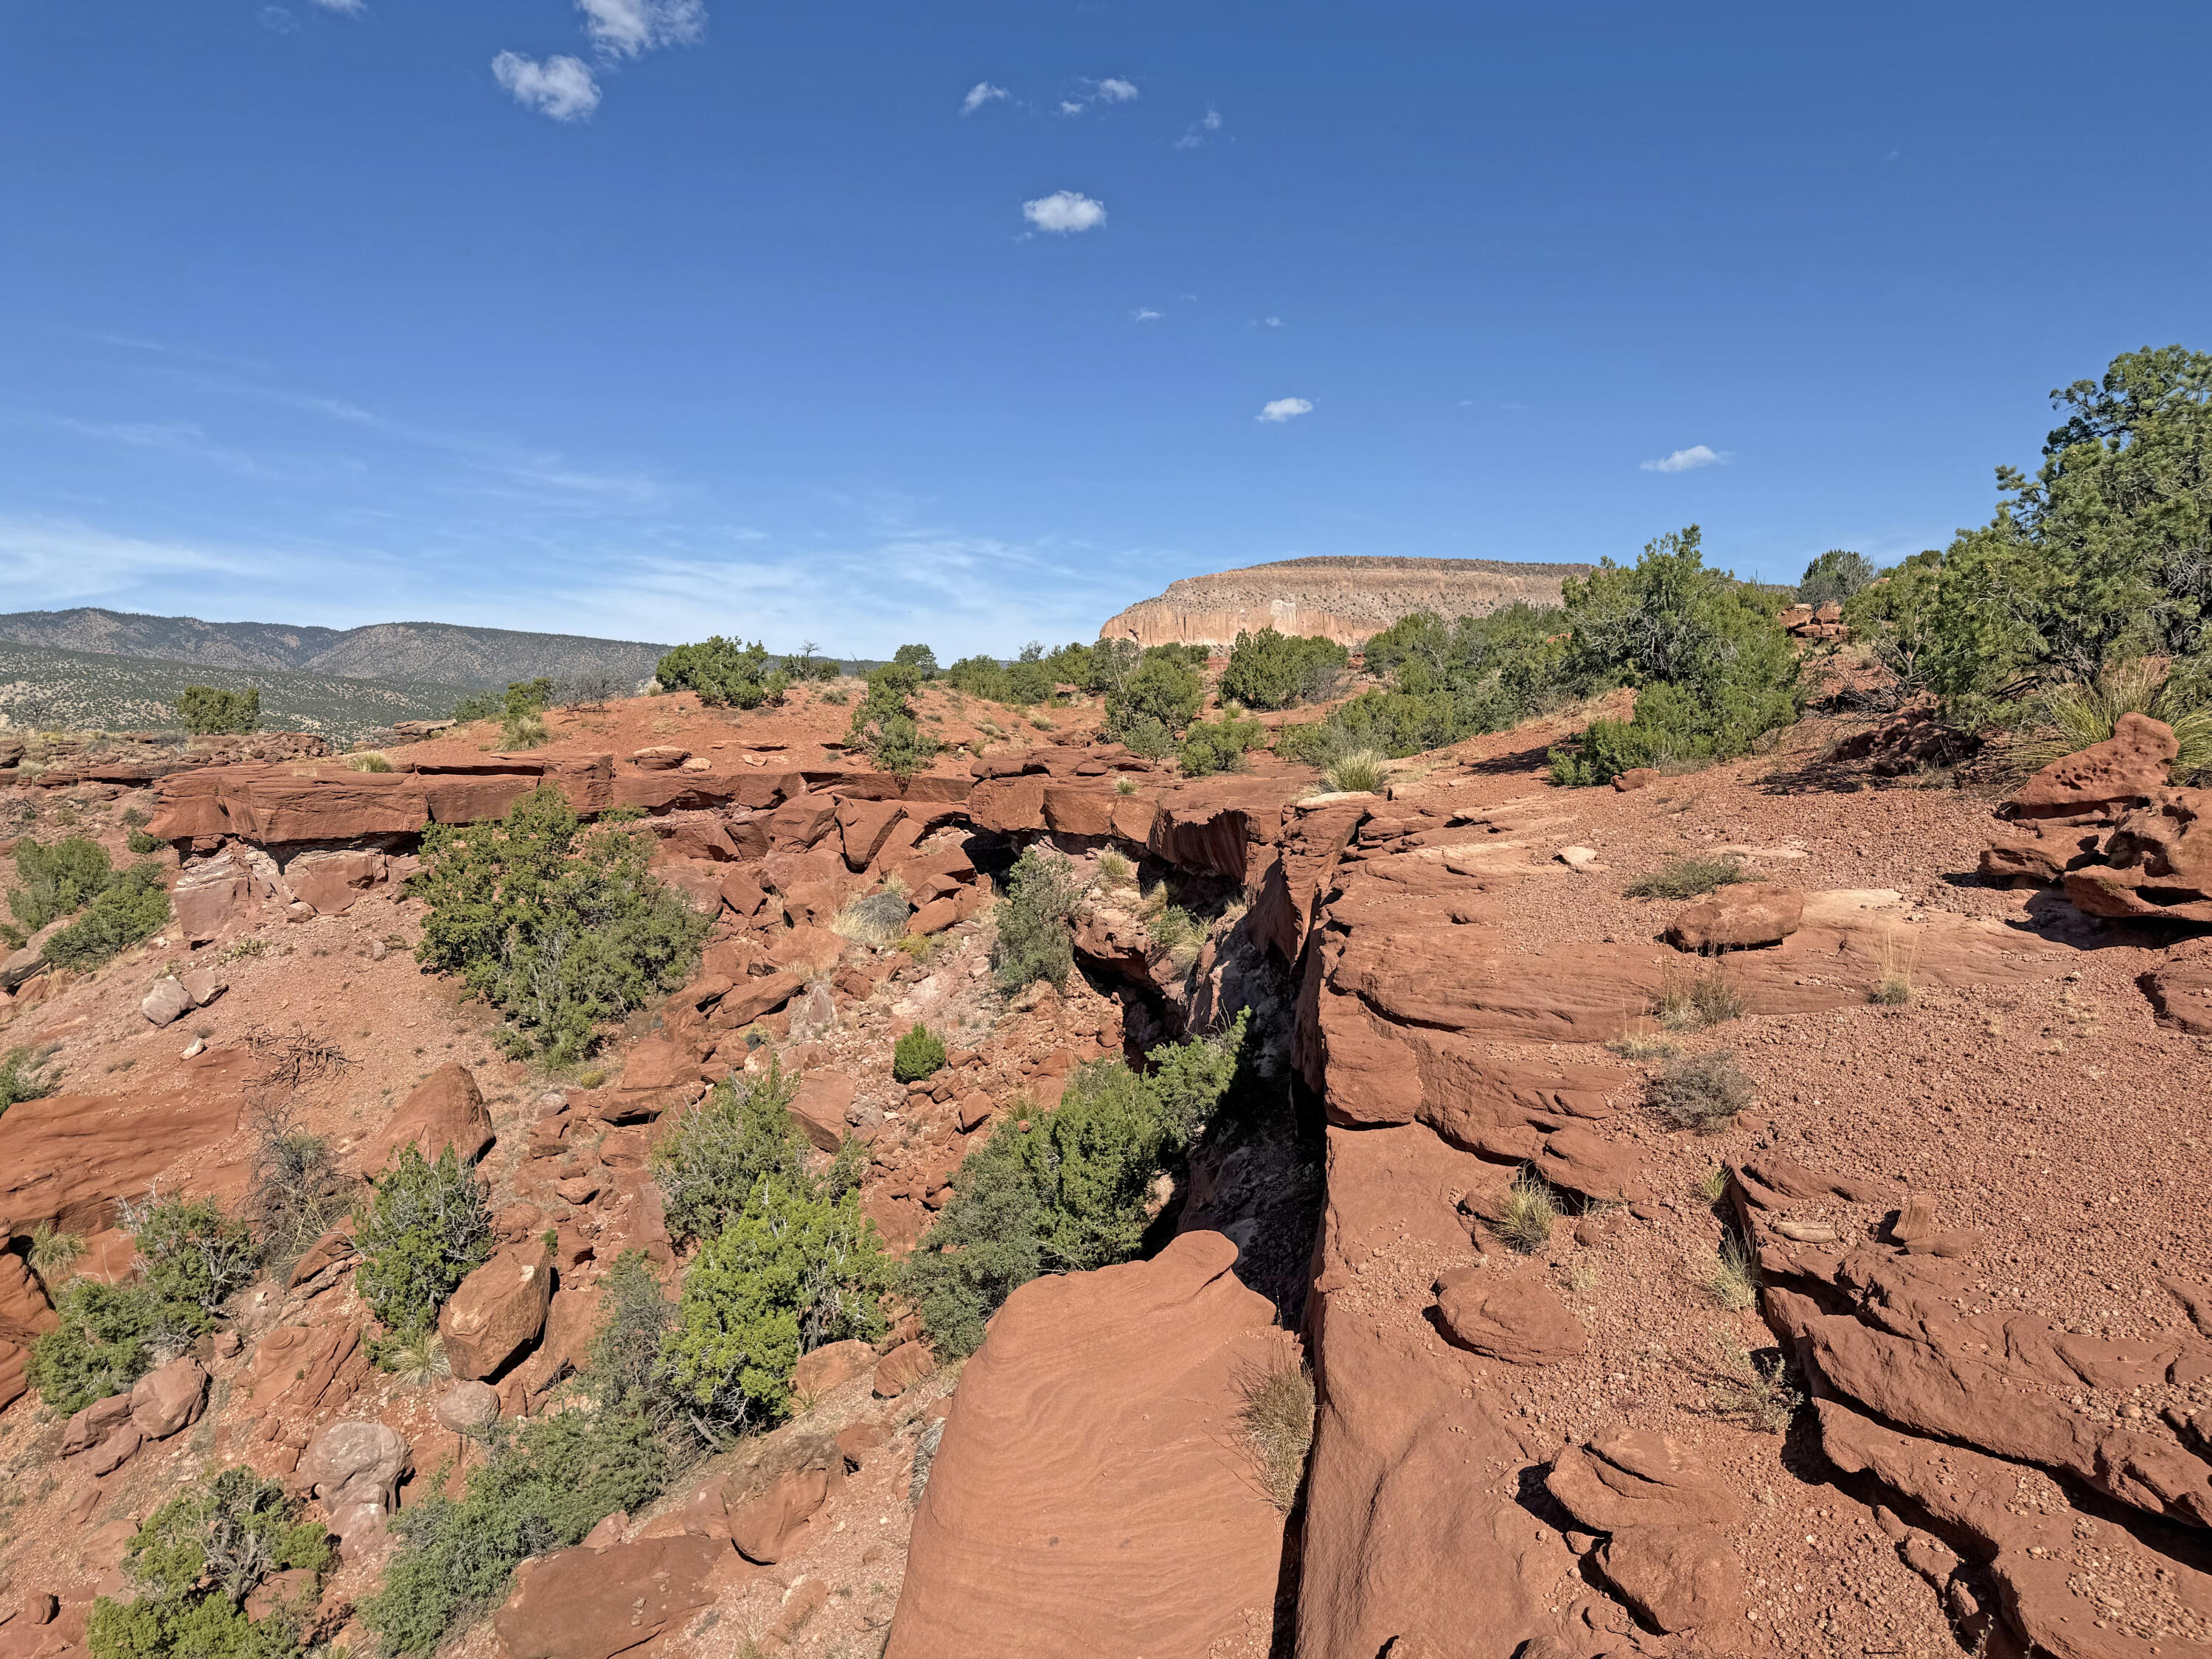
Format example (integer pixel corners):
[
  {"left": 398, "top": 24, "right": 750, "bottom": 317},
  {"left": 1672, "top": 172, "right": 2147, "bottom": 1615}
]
[{"left": 1096, "top": 555, "right": 1592, "bottom": 650}]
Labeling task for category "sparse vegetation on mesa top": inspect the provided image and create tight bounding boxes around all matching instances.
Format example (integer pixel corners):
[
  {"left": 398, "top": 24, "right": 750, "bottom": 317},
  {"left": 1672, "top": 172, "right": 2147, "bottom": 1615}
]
[
  {"left": 1322, "top": 748, "right": 1385, "bottom": 793},
  {"left": 1218, "top": 625, "right": 1348, "bottom": 711},
  {"left": 990, "top": 845, "right": 1085, "bottom": 994},
  {"left": 906, "top": 1011, "right": 1248, "bottom": 1358},
  {"left": 1703, "top": 1335, "right": 1801, "bottom": 1432},
  {"left": 86, "top": 1465, "right": 331, "bottom": 1659},
  {"left": 1655, "top": 964, "right": 1744, "bottom": 1032},
  {"left": 42, "top": 863, "right": 172, "bottom": 970},
  {"left": 409, "top": 785, "right": 709, "bottom": 1064},
  {"left": 652, "top": 636, "right": 790, "bottom": 709},
  {"left": 1696, "top": 1239, "right": 1761, "bottom": 1312},
  {"left": 1625, "top": 854, "right": 1749, "bottom": 900},
  {"left": 173, "top": 683, "right": 260, "bottom": 735},
  {"left": 1646, "top": 1049, "right": 1755, "bottom": 1132},
  {"left": 847, "top": 658, "right": 941, "bottom": 779}
]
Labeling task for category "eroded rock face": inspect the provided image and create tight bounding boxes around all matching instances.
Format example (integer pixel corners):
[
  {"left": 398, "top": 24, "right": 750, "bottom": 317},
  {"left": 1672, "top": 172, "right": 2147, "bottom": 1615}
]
[
  {"left": 1096, "top": 554, "right": 1589, "bottom": 650},
  {"left": 128, "top": 1357, "right": 209, "bottom": 1440},
  {"left": 886, "top": 1231, "right": 1292, "bottom": 1659},
  {"left": 493, "top": 1534, "right": 725, "bottom": 1659},
  {"left": 303, "top": 1419, "right": 410, "bottom": 1557},
  {"left": 1980, "top": 713, "right": 2184, "bottom": 888}
]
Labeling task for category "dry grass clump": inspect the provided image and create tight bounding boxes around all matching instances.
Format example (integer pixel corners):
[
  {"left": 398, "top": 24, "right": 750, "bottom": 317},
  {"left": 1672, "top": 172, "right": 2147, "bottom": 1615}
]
[
  {"left": 2006, "top": 659, "right": 2212, "bottom": 785},
  {"left": 378, "top": 1326, "right": 451, "bottom": 1386},
  {"left": 834, "top": 888, "right": 913, "bottom": 947},
  {"left": 27, "top": 1223, "right": 85, "bottom": 1288},
  {"left": 1695, "top": 1237, "right": 1761, "bottom": 1311},
  {"left": 1694, "top": 1166, "right": 1730, "bottom": 1206},
  {"left": 347, "top": 752, "right": 394, "bottom": 773},
  {"left": 1703, "top": 1335, "right": 1801, "bottom": 1433},
  {"left": 1237, "top": 1354, "right": 1316, "bottom": 1512},
  {"left": 1324, "top": 750, "right": 1387, "bottom": 794},
  {"left": 1605, "top": 1020, "right": 1680, "bottom": 1061},
  {"left": 1113, "top": 776, "right": 1140, "bottom": 796},
  {"left": 1096, "top": 848, "right": 1135, "bottom": 887},
  {"left": 1646, "top": 1050, "right": 1755, "bottom": 1133},
  {"left": 1492, "top": 1170, "right": 1559, "bottom": 1254},
  {"left": 1868, "top": 929, "right": 1917, "bottom": 1006},
  {"left": 1655, "top": 964, "right": 1743, "bottom": 1031},
  {"left": 1624, "top": 855, "right": 1748, "bottom": 900}
]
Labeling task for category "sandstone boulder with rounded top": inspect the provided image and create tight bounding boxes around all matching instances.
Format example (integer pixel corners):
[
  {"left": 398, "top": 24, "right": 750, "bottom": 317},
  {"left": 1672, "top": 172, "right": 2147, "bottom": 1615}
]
[
  {"left": 1664, "top": 882, "right": 1804, "bottom": 953},
  {"left": 361, "top": 1062, "right": 495, "bottom": 1172}
]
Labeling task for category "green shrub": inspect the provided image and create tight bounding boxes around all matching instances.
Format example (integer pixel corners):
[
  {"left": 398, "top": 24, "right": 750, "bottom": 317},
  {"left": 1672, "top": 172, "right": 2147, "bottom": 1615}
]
[
  {"left": 1, "top": 1045, "right": 52, "bottom": 1118},
  {"left": 1547, "top": 528, "right": 1801, "bottom": 786},
  {"left": 906, "top": 1013, "right": 1245, "bottom": 1357},
  {"left": 10, "top": 835, "right": 113, "bottom": 932},
  {"left": 1795, "top": 549, "right": 1878, "bottom": 608},
  {"left": 1178, "top": 716, "right": 1264, "bottom": 777},
  {"left": 1218, "top": 627, "right": 1348, "bottom": 710},
  {"left": 1117, "top": 714, "right": 1177, "bottom": 760},
  {"left": 353, "top": 1144, "right": 493, "bottom": 1355},
  {"left": 125, "top": 827, "right": 163, "bottom": 854},
  {"left": 1906, "top": 346, "right": 2212, "bottom": 703},
  {"left": 28, "top": 1190, "right": 258, "bottom": 1409},
  {"left": 410, "top": 786, "right": 709, "bottom": 1063},
  {"left": 990, "top": 846, "right": 1084, "bottom": 993},
  {"left": 891, "top": 643, "right": 940, "bottom": 677},
  {"left": 780, "top": 641, "right": 842, "bottom": 683},
  {"left": 865, "top": 713, "right": 940, "bottom": 780},
  {"left": 584, "top": 1249, "right": 676, "bottom": 1405},
  {"left": 647, "top": 1061, "right": 815, "bottom": 1247},
  {"left": 30, "top": 1279, "right": 157, "bottom": 1413},
  {"left": 660, "top": 1178, "right": 889, "bottom": 1433},
  {"left": 654, "top": 638, "right": 789, "bottom": 709},
  {"left": 88, "top": 1467, "right": 330, "bottom": 1659},
  {"left": 1624, "top": 855, "right": 1749, "bottom": 900},
  {"left": 122, "top": 1192, "right": 258, "bottom": 1333},
  {"left": 893, "top": 1023, "right": 947, "bottom": 1082},
  {"left": 173, "top": 686, "right": 260, "bottom": 736},
  {"left": 42, "top": 863, "right": 171, "bottom": 969},
  {"left": 363, "top": 1403, "right": 666, "bottom": 1656},
  {"left": 1105, "top": 651, "right": 1203, "bottom": 740},
  {"left": 847, "top": 663, "right": 941, "bottom": 778}
]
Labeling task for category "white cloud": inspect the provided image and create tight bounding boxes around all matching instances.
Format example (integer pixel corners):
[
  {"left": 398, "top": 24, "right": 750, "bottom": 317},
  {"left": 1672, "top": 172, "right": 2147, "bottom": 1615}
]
[
  {"left": 307, "top": 0, "right": 364, "bottom": 12},
  {"left": 1058, "top": 100, "right": 1086, "bottom": 116},
  {"left": 1259, "top": 316, "right": 1283, "bottom": 328},
  {"left": 575, "top": 0, "right": 704, "bottom": 58},
  {"left": 1641, "top": 444, "right": 1730, "bottom": 473},
  {"left": 961, "top": 81, "right": 1008, "bottom": 114},
  {"left": 1132, "top": 308, "right": 1162, "bottom": 322},
  {"left": 258, "top": 6, "right": 299, "bottom": 31},
  {"left": 1096, "top": 77, "right": 1138, "bottom": 102},
  {"left": 1022, "top": 190, "right": 1106, "bottom": 233},
  {"left": 1256, "top": 397, "right": 1314, "bottom": 423},
  {"left": 493, "top": 52, "right": 602, "bottom": 121},
  {"left": 1175, "top": 107, "right": 1222, "bottom": 148}
]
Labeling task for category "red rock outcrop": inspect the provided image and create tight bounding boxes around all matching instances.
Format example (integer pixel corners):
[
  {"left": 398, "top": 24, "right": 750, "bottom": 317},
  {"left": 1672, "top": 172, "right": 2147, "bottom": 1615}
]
[
  {"left": 358, "top": 1062, "right": 495, "bottom": 1172},
  {"left": 493, "top": 1534, "right": 726, "bottom": 1659},
  {"left": 886, "top": 1231, "right": 1293, "bottom": 1658},
  {"left": 439, "top": 1245, "right": 554, "bottom": 1381}
]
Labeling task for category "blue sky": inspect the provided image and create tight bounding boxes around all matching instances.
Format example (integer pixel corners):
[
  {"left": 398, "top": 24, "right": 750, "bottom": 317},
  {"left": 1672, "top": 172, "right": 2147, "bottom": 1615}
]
[{"left": 3, "top": 2, "right": 2210, "bottom": 658}]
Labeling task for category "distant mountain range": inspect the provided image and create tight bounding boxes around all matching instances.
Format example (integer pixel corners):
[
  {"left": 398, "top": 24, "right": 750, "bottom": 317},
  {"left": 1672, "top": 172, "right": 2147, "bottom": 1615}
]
[
  {"left": 0, "top": 639, "right": 471, "bottom": 742},
  {"left": 0, "top": 608, "right": 672, "bottom": 689}
]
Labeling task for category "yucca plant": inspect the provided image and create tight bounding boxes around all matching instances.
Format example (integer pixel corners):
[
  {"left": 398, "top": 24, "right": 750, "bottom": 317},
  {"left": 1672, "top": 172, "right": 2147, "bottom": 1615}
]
[{"left": 2008, "top": 659, "right": 2212, "bottom": 783}]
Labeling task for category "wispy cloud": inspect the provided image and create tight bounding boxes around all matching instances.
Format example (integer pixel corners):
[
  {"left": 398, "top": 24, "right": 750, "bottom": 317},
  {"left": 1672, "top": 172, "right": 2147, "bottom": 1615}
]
[
  {"left": 1257, "top": 397, "right": 1314, "bottom": 424},
  {"left": 1253, "top": 316, "right": 1283, "bottom": 328},
  {"left": 1641, "top": 444, "right": 1730, "bottom": 473},
  {"left": 493, "top": 53, "right": 602, "bottom": 121},
  {"left": 576, "top": 0, "right": 704, "bottom": 58},
  {"left": 960, "top": 81, "right": 1008, "bottom": 115},
  {"left": 307, "top": 0, "right": 365, "bottom": 13},
  {"left": 1022, "top": 190, "right": 1106, "bottom": 233},
  {"left": 258, "top": 6, "right": 299, "bottom": 32},
  {"left": 1132, "top": 308, "right": 1161, "bottom": 322},
  {"left": 1175, "top": 108, "right": 1222, "bottom": 148},
  {"left": 1060, "top": 77, "right": 1138, "bottom": 115}
]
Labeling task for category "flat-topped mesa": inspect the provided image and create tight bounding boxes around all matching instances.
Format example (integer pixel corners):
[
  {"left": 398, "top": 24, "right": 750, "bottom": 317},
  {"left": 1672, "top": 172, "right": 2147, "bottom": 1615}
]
[{"left": 1096, "top": 554, "right": 1593, "bottom": 650}]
